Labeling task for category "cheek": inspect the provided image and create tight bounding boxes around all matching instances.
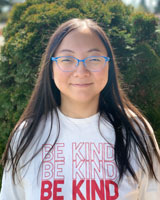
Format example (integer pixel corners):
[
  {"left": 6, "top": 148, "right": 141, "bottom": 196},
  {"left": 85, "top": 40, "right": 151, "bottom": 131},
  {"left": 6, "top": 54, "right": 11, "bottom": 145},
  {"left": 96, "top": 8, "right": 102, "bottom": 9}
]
[
  {"left": 95, "top": 68, "right": 109, "bottom": 89},
  {"left": 53, "top": 66, "right": 69, "bottom": 91}
]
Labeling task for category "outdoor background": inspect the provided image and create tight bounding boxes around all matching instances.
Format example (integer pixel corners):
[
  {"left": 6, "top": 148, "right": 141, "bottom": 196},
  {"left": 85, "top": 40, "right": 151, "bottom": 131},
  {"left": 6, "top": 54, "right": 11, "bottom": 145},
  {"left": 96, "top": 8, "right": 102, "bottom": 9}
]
[{"left": 0, "top": 0, "right": 160, "bottom": 187}]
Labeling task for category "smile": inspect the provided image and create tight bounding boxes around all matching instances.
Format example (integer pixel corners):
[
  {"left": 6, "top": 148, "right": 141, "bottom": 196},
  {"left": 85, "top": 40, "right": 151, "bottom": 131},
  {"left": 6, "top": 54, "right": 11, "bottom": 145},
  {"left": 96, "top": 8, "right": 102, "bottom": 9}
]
[{"left": 71, "top": 83, "right": 93, "bottom": 87}]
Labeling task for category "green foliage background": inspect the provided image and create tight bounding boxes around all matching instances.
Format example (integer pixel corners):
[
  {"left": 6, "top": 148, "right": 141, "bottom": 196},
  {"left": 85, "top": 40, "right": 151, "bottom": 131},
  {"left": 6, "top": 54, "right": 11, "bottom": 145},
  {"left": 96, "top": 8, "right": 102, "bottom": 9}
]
[{"left": 0, "top": 0, "right": 160, "bottom": 186}]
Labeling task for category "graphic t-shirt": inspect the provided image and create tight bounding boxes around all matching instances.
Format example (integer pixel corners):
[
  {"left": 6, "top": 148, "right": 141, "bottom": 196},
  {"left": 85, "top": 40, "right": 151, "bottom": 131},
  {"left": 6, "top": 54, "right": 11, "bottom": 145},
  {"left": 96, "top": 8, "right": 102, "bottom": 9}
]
[{"left": 0, "top": 109, "right": 160, "bottom": 200}]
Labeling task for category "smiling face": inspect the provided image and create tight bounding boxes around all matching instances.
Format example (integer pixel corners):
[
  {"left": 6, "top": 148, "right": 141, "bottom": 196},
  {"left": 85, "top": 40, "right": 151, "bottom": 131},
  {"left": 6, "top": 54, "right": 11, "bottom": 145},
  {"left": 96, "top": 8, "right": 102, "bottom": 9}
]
[{"left": 52, "top": 28, "right": 109, "bottom": 109}]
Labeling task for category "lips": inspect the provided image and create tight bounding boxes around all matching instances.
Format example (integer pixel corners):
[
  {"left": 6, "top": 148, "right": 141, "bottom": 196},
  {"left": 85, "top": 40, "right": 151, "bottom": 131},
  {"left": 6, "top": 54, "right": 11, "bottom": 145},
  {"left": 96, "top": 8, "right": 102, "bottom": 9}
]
[{"left": 71, "top": 83, "right": 93, "bottom": 87}]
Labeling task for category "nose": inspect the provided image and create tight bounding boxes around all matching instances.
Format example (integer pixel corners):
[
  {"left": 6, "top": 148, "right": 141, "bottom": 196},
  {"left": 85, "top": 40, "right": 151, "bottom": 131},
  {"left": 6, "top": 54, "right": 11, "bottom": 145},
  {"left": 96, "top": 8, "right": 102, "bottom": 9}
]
[{"left": 73, "top": 60, "right": 90, "bottom": 77}]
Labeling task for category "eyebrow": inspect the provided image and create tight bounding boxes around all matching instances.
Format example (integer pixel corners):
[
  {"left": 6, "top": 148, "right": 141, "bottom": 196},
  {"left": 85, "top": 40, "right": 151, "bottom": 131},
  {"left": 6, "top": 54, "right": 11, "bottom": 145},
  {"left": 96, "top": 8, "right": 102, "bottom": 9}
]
[
  {"left": 59, "top": 48, "right": 102, "bottom": 53},
  {"left": 88, "top": 48, "right": 102, "bottom": 53}
]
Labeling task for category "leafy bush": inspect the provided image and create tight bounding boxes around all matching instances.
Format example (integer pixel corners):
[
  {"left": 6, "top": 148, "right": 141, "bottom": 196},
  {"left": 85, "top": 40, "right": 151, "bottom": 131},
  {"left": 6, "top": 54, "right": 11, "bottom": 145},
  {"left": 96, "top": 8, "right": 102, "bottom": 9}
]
[{"left": 123, "top": 12, "right": 160, "bottom": 143}]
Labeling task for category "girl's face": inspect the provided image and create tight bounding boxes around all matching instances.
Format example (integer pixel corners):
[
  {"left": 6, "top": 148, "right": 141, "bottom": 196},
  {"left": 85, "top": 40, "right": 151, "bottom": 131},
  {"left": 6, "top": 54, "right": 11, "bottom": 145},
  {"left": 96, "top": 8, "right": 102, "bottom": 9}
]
[{"left": 52, "top": 28, "right": 109, "bottom": 106}]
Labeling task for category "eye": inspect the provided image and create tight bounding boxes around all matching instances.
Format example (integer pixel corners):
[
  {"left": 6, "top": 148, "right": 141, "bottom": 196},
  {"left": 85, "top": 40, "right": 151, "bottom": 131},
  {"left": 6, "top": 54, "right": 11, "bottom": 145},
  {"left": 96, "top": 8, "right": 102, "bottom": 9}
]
[
  {"left": 89, "top": 58, "right": 101, "bottom": 62},
  {"left": 61, "top": 58, "right": 72, "bottom": 62}
]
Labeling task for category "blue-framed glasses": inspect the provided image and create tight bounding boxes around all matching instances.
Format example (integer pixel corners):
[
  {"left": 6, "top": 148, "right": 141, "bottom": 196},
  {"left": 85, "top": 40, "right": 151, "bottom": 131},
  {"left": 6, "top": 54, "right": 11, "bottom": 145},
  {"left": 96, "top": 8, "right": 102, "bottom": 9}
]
[{"left": 51, "top": 56, "right": 110, "bottom": 72}]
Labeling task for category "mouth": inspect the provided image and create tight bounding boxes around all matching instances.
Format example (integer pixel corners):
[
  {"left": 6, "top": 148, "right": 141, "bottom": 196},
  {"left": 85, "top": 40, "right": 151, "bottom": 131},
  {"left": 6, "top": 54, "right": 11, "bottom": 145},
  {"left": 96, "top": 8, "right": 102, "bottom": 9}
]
[{"left": 70, "top": 83, "right": 93, "bottom": 87}]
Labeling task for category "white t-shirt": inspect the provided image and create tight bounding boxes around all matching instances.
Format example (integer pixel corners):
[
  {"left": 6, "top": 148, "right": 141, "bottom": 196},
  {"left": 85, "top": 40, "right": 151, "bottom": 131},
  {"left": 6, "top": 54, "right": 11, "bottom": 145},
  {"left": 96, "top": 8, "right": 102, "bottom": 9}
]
[{"left": 0, "top": 109, "right": 160, "bottom": 200}]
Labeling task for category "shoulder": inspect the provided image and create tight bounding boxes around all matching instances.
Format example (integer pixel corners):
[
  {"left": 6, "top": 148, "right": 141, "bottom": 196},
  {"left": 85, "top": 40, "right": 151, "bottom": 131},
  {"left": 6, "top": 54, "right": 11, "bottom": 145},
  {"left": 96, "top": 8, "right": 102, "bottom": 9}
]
[
  {"left": 125, "top": 108, "right": 160, "bottom": 154},
  {"left": 125, "top": 108, "right": 153, "bottom": 132}
]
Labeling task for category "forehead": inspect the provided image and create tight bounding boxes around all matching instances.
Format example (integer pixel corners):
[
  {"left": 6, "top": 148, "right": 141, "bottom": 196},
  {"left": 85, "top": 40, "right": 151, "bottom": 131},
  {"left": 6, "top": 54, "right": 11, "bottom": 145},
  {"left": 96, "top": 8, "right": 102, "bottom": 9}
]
[{"left": 55, "top": 28, "right": 107, "bottom": 55}]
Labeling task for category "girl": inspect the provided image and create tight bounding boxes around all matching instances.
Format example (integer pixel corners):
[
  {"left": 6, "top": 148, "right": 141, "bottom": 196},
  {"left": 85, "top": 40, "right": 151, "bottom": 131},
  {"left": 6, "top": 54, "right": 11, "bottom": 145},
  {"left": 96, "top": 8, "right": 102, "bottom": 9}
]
[{"left": 0, "top": 18, "right": 160, "bottom": 200}]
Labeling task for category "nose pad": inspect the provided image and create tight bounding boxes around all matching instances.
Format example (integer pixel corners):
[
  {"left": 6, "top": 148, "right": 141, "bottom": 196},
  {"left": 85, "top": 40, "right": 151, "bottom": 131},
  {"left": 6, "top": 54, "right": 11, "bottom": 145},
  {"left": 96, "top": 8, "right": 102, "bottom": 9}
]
[
  {"left": 73, "top": 60, "right": 90, "bottom": 76},
  {"left": 76, "top": 60, "right": 87, "bottom": 71}
]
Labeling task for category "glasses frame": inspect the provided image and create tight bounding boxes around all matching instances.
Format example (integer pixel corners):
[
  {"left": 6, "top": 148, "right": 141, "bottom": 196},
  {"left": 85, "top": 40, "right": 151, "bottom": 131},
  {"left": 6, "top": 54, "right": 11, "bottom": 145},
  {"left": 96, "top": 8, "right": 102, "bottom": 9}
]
[{"left": 51, "top": 56, "right": 110, "bottom": 72}]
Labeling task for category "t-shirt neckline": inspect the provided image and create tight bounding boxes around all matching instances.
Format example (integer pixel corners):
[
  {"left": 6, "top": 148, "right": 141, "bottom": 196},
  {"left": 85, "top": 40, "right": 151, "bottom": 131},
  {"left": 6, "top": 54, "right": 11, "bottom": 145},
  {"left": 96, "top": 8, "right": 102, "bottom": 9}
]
[{"left": 57, "top": 108, "right": 100, "bottom": 125}]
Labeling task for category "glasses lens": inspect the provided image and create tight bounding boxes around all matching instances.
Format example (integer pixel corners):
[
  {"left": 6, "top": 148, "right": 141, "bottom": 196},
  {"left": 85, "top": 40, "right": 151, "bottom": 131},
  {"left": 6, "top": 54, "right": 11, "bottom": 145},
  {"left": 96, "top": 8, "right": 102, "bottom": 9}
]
[
  {"left": 57, "top": 56, "right": 77, "bottom": 71},
  {"left": 85, "top": 56, "right": 106, "bottom": 71}
]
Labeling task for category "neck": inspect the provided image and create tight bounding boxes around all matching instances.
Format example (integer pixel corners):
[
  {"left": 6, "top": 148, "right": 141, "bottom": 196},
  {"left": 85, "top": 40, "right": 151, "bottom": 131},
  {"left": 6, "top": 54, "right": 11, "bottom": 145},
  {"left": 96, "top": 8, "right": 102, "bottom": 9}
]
[{"left": 60, "top": 97, "right": 99, "bottom": 118}]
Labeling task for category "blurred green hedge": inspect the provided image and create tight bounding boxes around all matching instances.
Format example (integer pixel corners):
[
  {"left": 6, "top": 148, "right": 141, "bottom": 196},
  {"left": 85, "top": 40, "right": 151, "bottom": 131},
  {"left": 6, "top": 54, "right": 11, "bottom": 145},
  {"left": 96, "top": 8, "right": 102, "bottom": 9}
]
[{"left": 0, "top": 0, "right": 160, "bottom": 186}]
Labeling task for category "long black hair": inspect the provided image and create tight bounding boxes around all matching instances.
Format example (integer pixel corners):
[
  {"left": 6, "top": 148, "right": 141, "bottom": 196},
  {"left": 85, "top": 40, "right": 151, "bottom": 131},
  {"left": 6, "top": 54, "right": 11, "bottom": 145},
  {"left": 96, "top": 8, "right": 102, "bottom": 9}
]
[{"left": 1, "top": 18, "right": 160, "bottom": 184}]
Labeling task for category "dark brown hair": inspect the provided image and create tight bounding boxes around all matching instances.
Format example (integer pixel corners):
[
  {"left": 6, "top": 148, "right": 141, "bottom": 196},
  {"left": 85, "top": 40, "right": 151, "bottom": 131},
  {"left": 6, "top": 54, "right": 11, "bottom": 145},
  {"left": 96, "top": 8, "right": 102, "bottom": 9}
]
[{"left": 1, "top": 18, "right": 160, "bottom": 184}]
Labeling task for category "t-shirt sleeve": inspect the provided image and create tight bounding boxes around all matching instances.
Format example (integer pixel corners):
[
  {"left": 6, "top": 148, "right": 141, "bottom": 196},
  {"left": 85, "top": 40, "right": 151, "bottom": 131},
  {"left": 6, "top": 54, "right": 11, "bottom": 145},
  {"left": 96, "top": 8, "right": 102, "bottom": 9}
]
[
  {"left": 0, "top": 167, "right": 25, "bottom": 200},
  {"left": 0, "top": 121, "right": 27, "bottom": 200},
  {"left": 138, "top": 120, "right": 160, "bottom": 199},
  {"left": 127, "top": 110, "right": 160, "bottom": 199},
  {"left": 138, "top": 153, "right": 160, "bottom": 199}
]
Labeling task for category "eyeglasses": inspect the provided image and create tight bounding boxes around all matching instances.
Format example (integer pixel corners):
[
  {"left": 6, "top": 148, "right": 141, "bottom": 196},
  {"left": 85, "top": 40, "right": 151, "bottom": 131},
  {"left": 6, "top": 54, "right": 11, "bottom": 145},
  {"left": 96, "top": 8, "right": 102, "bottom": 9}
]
[{"left": 51, "top": 56, "right": 110, "bottom": 72}]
